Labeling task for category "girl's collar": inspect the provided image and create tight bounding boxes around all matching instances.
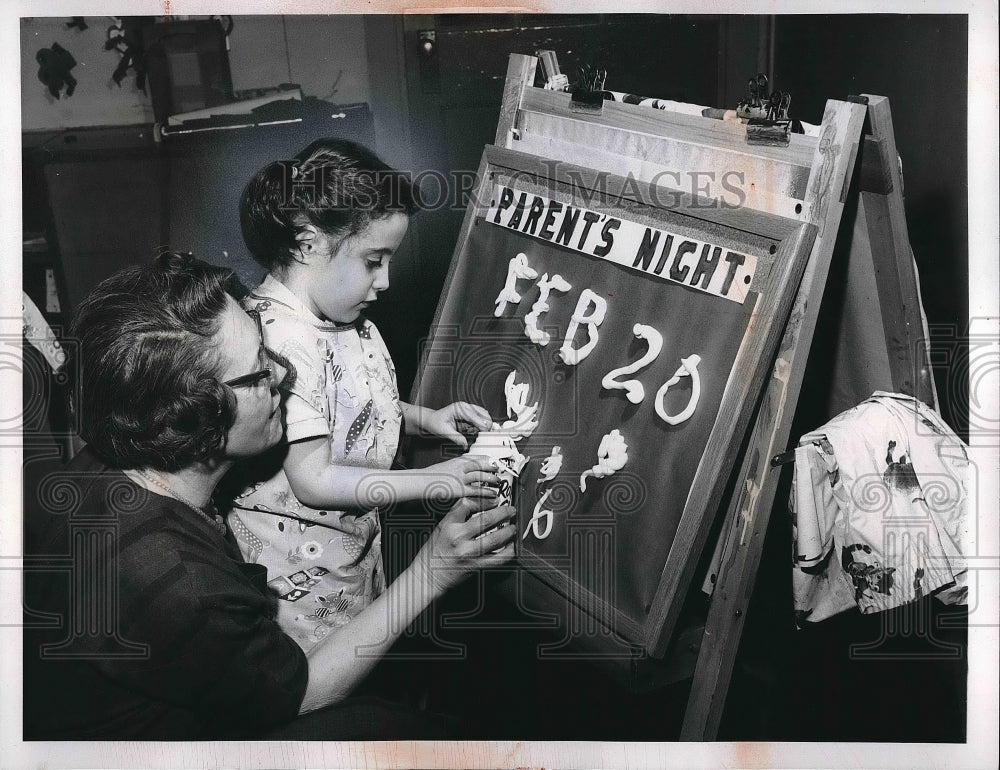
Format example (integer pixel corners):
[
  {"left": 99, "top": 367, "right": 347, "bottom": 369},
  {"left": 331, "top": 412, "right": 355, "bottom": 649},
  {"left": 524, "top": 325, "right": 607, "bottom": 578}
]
[{"left": 256, "top": 274, "right": 366, "bottom": 331}]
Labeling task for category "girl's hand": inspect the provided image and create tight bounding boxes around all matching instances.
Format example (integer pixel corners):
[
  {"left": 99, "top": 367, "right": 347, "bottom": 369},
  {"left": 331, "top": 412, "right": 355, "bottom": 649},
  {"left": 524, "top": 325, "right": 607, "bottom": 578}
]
[
  {"left": 425, "top": 454, "right": 500, "bottom": 500},
  {"left": 413, "top": 496, "right": 516, "bottom": 595},
  {"left": 422, "top": 402, "right": 494, "bottom": 449}
]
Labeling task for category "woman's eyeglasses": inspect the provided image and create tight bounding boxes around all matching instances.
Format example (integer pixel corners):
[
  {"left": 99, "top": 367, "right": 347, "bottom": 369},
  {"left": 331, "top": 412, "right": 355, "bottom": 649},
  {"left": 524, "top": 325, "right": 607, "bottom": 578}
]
[
  {"left": 224, "top": 311, "right": 273, "bottom": 389},
  {"left": 224, "top": 367, "right": 272, "bottom": 389}
]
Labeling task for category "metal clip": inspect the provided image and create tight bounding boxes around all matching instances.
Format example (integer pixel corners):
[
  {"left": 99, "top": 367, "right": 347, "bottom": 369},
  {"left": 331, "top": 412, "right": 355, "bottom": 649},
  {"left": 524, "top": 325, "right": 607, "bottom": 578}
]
[
  {"left": 570, "top": 64, "right": 607, "bottom": 114},
  {"left": 737, "top": 73, "right": 793, "bottom": 147}
]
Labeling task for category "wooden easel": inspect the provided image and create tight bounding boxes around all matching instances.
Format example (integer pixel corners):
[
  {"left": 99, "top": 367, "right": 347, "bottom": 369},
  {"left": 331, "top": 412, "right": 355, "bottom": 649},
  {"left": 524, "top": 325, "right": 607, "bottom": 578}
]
[
  {"left": 436, "top": 53, "right": 936, "bottom": 739},
  {"left": 679, "top": 93, "right": 937, "bottom": 739}
]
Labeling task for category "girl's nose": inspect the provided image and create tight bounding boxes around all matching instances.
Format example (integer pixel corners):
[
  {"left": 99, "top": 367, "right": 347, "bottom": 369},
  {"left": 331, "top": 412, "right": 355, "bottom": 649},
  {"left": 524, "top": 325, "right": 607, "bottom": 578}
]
[{"left": 373, "top": 262, "right": 391, "bottom": 292}]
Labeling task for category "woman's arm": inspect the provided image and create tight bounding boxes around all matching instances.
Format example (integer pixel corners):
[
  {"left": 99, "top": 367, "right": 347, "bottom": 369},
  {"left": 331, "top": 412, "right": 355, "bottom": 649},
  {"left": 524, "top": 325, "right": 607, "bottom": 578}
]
[
  {"left": 283, "top": 436, "right": 499, "bottom": 510},
  {"left": 298, "top": 496, "right": 515, "bottom": 712}
]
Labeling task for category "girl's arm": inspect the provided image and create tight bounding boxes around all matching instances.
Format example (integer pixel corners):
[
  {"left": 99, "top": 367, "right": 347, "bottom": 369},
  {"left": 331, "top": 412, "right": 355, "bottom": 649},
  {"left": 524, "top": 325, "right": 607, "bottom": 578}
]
[
  {"left": 298, "top": 497, "right": 515, "bottom": 712},
  {"left": 400, "top": 401, "right": 493, "bottom": 449},
  {"left": 283, "top": 436, "right": 499, "bottom": 510}
]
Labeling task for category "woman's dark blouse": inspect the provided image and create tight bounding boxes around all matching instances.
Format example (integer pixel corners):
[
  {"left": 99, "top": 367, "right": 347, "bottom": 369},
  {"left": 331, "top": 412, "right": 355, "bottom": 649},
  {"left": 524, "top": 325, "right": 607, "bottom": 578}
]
[{"left": 23, "top": 448, "right": 308, "bottom": 739}]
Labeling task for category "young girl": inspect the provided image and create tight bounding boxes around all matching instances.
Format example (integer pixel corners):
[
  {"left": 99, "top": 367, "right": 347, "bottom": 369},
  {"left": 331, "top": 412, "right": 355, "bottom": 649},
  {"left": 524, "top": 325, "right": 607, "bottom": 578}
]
[{"left": 231, "top": 139, "right": 501, "bottom": 651}]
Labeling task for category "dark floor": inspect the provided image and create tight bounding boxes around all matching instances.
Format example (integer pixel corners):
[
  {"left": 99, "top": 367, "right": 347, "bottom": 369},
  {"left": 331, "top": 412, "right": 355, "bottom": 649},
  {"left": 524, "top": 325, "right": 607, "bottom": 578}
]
[
  {"left": 722, "top": 594, "right": 968, "bottom": 741},
  {"left": 717, "top": 477, "right": 968, "bottom": 743},
  {"left": 368, "top": 554, "right": 968, "bottom": 742}
]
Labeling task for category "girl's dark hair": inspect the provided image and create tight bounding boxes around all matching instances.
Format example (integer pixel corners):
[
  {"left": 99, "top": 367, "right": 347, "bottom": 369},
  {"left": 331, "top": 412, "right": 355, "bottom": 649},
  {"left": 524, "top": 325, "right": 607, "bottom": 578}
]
[
  {"left": 67, "top": 252, "right": 241, "bottom": 471},
  {"left": 239, "top": 138, "right": 418, "bottom": 272}
]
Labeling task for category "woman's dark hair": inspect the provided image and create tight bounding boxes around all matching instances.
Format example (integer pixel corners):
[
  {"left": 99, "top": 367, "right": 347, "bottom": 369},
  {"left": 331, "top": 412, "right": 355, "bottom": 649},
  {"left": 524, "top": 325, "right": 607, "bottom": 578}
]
[
  {"left": 67, "top": 252, "right": 242, "bottom": 471},
  {"left": 239, "top": 138, "right": 418, "bottom": 272}
]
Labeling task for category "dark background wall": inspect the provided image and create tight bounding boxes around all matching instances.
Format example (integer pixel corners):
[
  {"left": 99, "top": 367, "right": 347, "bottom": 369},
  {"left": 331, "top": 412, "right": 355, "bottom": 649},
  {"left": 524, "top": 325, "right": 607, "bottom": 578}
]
[{"left": 773, "top": 14, "right": 969, "bottom": 438}]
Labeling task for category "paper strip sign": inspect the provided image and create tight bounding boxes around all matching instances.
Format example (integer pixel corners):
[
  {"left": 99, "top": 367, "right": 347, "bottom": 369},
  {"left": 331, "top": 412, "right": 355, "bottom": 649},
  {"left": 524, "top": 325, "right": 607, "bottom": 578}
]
[{"left": 486, "top": 184, "right": 758, "bottom": 304}]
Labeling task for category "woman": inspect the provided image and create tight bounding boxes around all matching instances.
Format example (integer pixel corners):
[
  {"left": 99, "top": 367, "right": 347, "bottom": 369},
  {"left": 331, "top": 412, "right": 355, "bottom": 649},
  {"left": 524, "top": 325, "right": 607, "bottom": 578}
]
[{"left": 23, "top": 252, "right": 514, "bottom": 739}]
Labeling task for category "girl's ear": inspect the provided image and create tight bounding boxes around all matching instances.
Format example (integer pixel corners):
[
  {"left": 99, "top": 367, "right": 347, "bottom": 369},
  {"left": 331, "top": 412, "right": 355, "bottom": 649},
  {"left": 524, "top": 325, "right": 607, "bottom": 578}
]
[{"left": 294, "top": 224, "right": 320, "bottom": 260}]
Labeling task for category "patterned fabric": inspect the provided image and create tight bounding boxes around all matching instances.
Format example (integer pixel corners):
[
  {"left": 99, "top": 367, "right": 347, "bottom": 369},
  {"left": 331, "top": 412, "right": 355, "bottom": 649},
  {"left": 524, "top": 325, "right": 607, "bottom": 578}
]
[
  {"left": 23, "top": 448, "right": 308, "bottom": 739},
  {"left": 233, "top": 275, "right": 401, "bottom": 651},
  {"left": 790, "top": 392, "right": 968, "bottom": 626}
]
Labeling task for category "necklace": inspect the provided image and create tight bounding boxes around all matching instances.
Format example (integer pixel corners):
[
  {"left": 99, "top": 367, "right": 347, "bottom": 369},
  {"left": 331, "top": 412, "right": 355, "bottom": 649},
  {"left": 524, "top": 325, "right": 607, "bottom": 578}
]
[{"left": 133, "top": 468, "right": 227, "bottom": 536}]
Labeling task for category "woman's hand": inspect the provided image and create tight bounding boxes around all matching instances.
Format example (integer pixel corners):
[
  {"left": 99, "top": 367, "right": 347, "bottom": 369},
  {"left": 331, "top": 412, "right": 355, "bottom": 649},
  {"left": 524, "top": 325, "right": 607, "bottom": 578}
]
[
  {"left": 412, "top": 496, "right": 516, "bottom": 596},
  {"left": 411, "top": 401, "right": 494, "bottom": 449},
  {"left": 300, "top": 494, "right": 515, "bottom": 713},
  {"left": 424, "top": 454, "right": 501, "bottom": 500}
]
